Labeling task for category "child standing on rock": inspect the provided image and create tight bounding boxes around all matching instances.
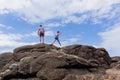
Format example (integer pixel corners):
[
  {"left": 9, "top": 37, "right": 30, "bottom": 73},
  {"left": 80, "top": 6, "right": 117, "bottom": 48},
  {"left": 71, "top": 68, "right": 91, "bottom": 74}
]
[
  {"left": 38, "top": 25, "right": 45, "bottom": 44},
  {"left": 52, "top": 31, "right": 62, "bottom": 46}
]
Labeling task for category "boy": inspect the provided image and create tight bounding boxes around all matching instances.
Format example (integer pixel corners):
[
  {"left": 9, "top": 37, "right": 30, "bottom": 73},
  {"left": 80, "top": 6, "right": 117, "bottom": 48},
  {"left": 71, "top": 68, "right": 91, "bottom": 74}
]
[{"left": 38, "top": 25, "right": 45, "bottom": 43}]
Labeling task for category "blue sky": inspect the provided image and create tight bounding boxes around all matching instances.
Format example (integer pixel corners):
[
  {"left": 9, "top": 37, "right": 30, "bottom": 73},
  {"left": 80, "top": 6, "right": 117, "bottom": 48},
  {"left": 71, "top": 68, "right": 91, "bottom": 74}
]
[{"left": 0, "top": 0, "right": 120, "bottom": 56}]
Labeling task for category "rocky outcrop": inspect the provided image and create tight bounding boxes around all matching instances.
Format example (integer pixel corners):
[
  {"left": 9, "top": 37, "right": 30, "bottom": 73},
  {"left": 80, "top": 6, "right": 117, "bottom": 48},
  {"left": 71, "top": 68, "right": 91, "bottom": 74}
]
[
  {"left": 105, "top": 56, "right": 120, "bottom": 79},
  {"left": 62, "top": 45, "right": 111, "bottom": 68},
  {"left": 0, "top": 52, "right": 13, "bottom": 71},
  {"left": 0, "top": 43, "right": 119, "bottom": 80}
]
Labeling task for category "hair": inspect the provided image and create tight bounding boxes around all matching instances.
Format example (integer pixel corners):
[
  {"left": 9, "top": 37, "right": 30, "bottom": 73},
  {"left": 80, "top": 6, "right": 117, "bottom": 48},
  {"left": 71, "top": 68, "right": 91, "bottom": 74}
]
[
  {"left": 40, "top": 25, "right": 42, "bottom": 27},
  {"left": 57, "top": 31, "right": 60, "bottom": 33}
]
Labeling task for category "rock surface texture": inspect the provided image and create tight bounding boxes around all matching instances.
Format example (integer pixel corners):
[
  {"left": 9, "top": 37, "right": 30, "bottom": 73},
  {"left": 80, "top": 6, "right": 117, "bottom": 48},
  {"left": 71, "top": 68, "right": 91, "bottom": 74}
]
[{"left": 0, "top": 43, "right": 119, "bottom": 80}]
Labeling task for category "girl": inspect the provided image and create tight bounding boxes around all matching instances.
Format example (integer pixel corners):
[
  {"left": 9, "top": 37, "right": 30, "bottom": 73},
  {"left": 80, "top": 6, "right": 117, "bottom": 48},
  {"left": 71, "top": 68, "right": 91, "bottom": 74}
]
[{"left": 52, "top": 31, "right": 61, "bottom": 46}]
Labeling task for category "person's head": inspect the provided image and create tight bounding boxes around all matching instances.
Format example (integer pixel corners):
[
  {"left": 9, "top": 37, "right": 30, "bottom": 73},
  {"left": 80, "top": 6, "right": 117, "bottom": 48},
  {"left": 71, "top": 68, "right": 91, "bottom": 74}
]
[
  {"left": 40, "top": 25, "right": 42, "bottom": 27},
  {"left": 57, "top": 31, "right": 60, "bottom": 33}
]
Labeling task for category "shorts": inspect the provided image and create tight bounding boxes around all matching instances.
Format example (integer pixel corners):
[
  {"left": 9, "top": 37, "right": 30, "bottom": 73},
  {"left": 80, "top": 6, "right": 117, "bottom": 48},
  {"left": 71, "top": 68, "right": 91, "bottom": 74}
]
[
  {"left": 55, "top": 36, "right": 59, "bottom": 40},
  {"left": 40, "top": 32, "right": 44, "bottom": 37}
]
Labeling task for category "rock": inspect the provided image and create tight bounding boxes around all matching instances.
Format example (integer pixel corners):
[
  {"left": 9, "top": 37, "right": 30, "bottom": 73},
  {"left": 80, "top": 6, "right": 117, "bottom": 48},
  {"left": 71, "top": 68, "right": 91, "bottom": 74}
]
[
  {"left": 13, "top": 44, "right": 58, "bottom": 61},
  {"left": 0, "top": 43, "right": 117, "bottom": 80},
  {"left": 63, "top": 45, "right": 111, "bottom": 68},
  {"left": 0, "top": 62, "right": 19, "bottom": 80},
  {"left": 19, "top": 56, "right": 35, "bottom": 74},
  {"left": 106, "top": 69, "right": 120, "bottom": 75},
  {"left": 10, "top": 78, "right": 41, "bottom": 80},
  {"left": 110, "top": 56, "right": 120, "bottom": 68},
  {"left": 63, "top": 74, "right": 120, "bottom": 80},
  {"left": 1, "top": 60, "right": 16, "bottom": 72},
  {"left": 111, "top": 57, "right": 120, "bottom": 62},
  {"left": 31, "top": 51, "right": 99, "bottom": 80},
  {"left": 0, "top": 52, "right": 13, "bottom": 71},
  {"left": 114, "top": 64, "right": 120, "bottom": 69},
  {"left": 37, "top": 69, "right": 68, "bottom": 80}
]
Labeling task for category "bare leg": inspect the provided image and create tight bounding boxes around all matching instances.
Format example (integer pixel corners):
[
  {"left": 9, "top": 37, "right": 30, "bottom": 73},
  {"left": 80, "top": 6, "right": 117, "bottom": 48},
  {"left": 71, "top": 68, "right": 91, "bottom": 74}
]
[
  {"left": 43, "top": 36, "right": 44, "bottom": 43},
  {"left": 41, "top": 36, "right": 44, "bottom": 44},
  {"left": 52, "top": 39, "right": 56, "bottom": 44},
  {"left": 57, "top": 40, "right": 61, "bottom": 46},
  {"left": 40, "top": 36, "right": 42, "bottom": 43}
]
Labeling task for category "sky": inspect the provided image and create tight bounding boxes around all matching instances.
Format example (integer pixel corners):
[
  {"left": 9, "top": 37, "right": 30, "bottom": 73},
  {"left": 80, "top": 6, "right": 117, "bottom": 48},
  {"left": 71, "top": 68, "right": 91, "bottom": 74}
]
[{"left": 0, "top": 0, "right": 120, "bottom": 56}]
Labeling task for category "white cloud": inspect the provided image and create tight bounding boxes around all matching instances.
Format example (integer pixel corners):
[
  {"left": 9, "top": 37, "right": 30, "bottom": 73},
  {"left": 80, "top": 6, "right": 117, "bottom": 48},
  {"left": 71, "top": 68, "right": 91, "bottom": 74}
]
[
  {"left": 0, "top": 23, "right": 14, "bottom": 29},
  {"left": 61, "top": 37, "right": 80, "bottom": 46},
  {"left": 62, "top": 15, "right": 88, "bottom": 24},
  {"left": 68, "top": 38, "right": 79, "bottom": 43},
  {"left": 0, "top": 33, "right": 23, "bottom": 42},
  {"left": 0, "top": 32, "right": 29, "bottom": 47},
  {"left": 0, "top": 31, "right": 36, "bottom": 53},
  {"left": 0, "top": 0, "right": 120, "bottom": 23},
  {"left": 45, "top": 31, "right": 54, "bottom": 36},
  {"left": 0, "top": 41, "right": 35, "bottom": 53},
  {"left": 45, "top": 23, "right": 63, "bottom": 28},
  {"left": 24, "top": 31, "right": 38, "bottom": 37},
  {"left": 0, "top": 24, "right": 5, "bottom": 27},
  {"left": 99, "top": 23, "right": 120, "bottom": 56}
]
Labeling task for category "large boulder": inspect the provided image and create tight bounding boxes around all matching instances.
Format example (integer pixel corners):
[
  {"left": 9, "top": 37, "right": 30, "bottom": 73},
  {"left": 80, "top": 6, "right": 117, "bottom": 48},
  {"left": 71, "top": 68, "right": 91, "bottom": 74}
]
[
  {"left": 0, "top": 52, "right": 13, "bottom": 71},
  {"left": 13, "top": 44, "right": 58, "bottom": 61},
  {"left": 32, "top": 52, "right": 99, "bottom": 80},
  {"left": 63, "top": 45, "right": 111, "bottom": 68},
  {"left": 0, "top": 43, "right": 114, "bottom": 80},
  {"left": 105, "top": 56, "right": 120, "bottom": 78},
  {"left": 110, "top": 56, "right": 120, "bottom": 68}
]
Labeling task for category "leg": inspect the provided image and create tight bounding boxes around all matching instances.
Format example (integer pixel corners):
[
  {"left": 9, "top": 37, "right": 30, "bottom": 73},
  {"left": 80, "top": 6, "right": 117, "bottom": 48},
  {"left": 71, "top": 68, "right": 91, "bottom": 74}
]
[
  {"left": 41, "top": 36, "right": 44, "bottom": 44},
  {"left": 40, "top": 36, "right": 42, "bottom": 43},
  {"left": 42, "top": 33, "right": 44, "bottom": 44},
  {"left": 57, "top": 40, "right": 61, "bottom": 46},
  {"left": 40, "top": 33, "right": 44, "bottom": 43},
  {"left": 43, "top": 36, "right": 44, "bottom": 43},
  {"left": 52, "top": 39, "right": 56, "bottom": 44}
]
